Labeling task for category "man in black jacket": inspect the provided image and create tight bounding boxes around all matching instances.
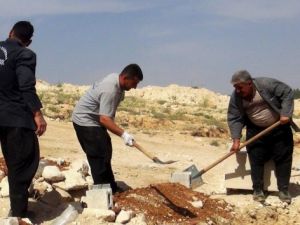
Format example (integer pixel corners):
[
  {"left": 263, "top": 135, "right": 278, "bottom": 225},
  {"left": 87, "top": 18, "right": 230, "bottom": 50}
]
[{"left": 0, "top": 21, "right": 47, "bottom": 217}]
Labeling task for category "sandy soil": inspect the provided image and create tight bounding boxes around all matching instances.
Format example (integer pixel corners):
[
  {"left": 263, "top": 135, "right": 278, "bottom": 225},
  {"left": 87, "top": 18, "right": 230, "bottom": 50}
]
[{"left": 1, "top": 119, "right": 300, "bottom": 224}]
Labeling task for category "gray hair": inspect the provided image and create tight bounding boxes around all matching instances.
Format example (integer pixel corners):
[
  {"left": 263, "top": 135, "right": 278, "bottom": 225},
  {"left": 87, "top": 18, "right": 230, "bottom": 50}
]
[{"left": 231, "top": 70, "right": 252, "bottom": 84}]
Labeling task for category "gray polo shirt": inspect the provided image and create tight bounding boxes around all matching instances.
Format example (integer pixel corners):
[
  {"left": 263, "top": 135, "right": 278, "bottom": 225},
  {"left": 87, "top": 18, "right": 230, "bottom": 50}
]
[{"left": 72, "top": 73, "right": 124, "bottom": 127}]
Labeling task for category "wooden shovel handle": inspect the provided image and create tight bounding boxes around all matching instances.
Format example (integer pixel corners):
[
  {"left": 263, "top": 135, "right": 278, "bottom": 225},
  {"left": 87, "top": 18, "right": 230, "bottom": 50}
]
[
  {"left": 133, "top": 141, "right": 156, "bottom": 160},
  {"left": 201, "top": 121, "right": 281, "bottom": 174}
]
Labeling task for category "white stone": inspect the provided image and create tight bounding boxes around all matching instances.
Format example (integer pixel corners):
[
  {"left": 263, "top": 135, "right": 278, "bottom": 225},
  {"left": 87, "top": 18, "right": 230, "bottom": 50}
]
[
  {"left": 127, "top": 214, "right": 147, "bottom": 225},
  {"left": 116, "top": 210, "right": 133, "bottom": 224},
  {"left": 190, "top": 200, "right": 204, "bottom": 208},
  {"left": 82, "top": 208, "right": 115, "bottom": 222},
  {"left": 53, "top": 170, "right": 88, "bottom": 191},
  {"left": 0, "top": 170, "right": 5, "bottom": 182},
  {"left": 0, "top": 217, "right": 19, "bottom": 225},
  {"left": 34, "top": 160, "right": 49, "bottom": 178},
  {"left": 85, "top": 176, "right": 94, "bottom": 186},
  {"left": 33, "top": 180, "right": 53, "bottom": 196},
  {"left": 71, "top": 159, "right": 90, "bottom": 177},
  {"left": 0, "top": 176, "right": 9, "bottom": 197},
  {"left": 55, "top": 187, "right": 73, "bottom": 202},
  {"left": 42, "top": 166, "right": 65, "bottom": 182}
]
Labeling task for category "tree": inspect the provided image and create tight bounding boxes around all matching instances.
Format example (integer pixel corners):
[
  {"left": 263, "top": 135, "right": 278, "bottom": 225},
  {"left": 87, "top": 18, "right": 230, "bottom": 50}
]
[{"left": 294, "top": 89, "right": 300, "bottom": 99}]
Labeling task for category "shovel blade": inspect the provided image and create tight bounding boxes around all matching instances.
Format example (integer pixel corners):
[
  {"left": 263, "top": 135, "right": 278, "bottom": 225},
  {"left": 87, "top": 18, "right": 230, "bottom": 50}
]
[
  {"left": 153, "top": 157, "right": 177, "bottom": 164},
  {"left": 183, "top": 164, "right": 204, "bottom": 188}
]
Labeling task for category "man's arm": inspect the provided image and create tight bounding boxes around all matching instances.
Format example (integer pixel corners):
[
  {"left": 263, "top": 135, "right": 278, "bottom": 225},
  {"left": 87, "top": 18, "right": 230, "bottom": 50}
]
[
  {"left": 99, "top": 115, "right": 134, "bottom": 146},
  {"left": 16, "top": 49, "right": 47, "bottom": 135},
  {"left": 33, "top": 110, "right": 47, "bottom": 136},
  {"left": 16, "top": 49, "right": 42, "bottom": 112},
  {"left": 99, "top": 115, "right": 123, "bottom": 136}
]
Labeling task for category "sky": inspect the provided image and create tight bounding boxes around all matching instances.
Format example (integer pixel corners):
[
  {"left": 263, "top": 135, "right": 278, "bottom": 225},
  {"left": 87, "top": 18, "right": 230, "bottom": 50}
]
[{"left": 0, "top": 0, "right": 299, "bottom": 94}]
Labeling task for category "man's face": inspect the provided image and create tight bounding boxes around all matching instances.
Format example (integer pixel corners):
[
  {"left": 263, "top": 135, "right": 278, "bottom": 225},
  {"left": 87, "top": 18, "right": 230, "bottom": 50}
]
[
  {"left": 233, "top": 81, "right": 253, "bottom": 99},
  {"left": 123, "top": 76, "right": 140, "bottom": 91}
]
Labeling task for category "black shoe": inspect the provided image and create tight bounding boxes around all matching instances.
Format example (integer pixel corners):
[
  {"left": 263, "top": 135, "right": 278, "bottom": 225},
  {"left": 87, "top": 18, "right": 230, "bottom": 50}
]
[
  {"left": 113, "top": 186, "right": 125, "bottom": 194},
  {"left": 279, "top": 190, "right": 291, "bottom": 204},
  {"left": 253, "top": 190, "right": 265, "bottom": 203}
]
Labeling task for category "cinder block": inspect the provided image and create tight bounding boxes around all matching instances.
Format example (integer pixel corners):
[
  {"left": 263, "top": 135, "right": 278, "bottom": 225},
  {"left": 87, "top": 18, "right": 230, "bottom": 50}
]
[
  {"left": 224, "top": 149, "right": 278, "bottom": 191},
  {"left": 170, "top": 171, "right": 191, "bottom": 188},
  {"left": 85, "top": 185, "right": 113, "bottom": 209}
]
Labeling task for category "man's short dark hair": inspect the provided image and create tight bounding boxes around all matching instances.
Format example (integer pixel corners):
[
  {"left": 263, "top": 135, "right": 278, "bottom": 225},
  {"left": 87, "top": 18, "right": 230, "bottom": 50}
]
[
  {"left": 11, "top": 21, "right": 34, "bottom": 43},
  {"left": 121, "top": 64, "right": 143, "bottom": 81}
]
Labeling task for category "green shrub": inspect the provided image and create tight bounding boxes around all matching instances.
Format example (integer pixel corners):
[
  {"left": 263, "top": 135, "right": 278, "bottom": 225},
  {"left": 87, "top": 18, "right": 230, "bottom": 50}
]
[{"left": 210, "top": 140, "right": 220, "bottom": 147}]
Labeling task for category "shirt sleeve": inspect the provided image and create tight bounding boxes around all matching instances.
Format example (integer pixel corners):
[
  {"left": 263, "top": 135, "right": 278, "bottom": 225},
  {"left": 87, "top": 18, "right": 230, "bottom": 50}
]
[
  {"left": 16, "top": 49, "right": 42, "bottom": 112},
  {"left": 227, "top": 92, "right": 245, "bottom": 139},
  {"left": 99, "top": 92, "right": 119, "bottom": 118}
]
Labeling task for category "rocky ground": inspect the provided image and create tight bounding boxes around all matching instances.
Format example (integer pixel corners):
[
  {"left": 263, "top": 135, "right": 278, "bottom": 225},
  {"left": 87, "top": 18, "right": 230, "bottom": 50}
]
[
  {"left": 0, "top": 83, "right": 300, "bottom": 224},
  {"left": 1, "top": 118, "right": 300, "bottom": 224}
]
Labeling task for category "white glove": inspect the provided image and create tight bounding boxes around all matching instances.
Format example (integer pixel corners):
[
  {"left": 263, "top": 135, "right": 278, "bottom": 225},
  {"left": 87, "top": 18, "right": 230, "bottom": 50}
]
[{"left": 121, "top": 131, "right": 134, "bottom": 146}]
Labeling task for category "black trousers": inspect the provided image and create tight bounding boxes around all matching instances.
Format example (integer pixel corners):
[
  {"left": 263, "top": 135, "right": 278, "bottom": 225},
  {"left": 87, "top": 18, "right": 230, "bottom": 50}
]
[
  {"left": 73, "top": 123, "right": 117, "bottom": 192},
  {"left": 0, "top": 127, "right": 39, "bottom": 217},
  {"left": 246, "top": 123, "right": 293, "bottom": 192}
]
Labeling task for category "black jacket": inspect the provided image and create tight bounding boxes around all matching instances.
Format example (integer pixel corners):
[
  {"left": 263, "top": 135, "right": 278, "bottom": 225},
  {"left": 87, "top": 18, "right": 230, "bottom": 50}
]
[{"left": 0, "top": 39, "right": 42, "bottom": 130}]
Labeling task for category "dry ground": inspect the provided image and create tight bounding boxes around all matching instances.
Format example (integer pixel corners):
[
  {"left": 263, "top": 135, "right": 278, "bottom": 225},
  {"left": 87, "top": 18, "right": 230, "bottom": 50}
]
[{"left": 1, "top": 119, "right": 300, "bottom": 224}]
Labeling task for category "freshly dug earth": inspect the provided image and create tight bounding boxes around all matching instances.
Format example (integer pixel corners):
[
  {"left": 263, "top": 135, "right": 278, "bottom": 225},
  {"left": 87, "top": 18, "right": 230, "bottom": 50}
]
[{"left": 114, "top": 183, "right": 233, "bottom": 225}]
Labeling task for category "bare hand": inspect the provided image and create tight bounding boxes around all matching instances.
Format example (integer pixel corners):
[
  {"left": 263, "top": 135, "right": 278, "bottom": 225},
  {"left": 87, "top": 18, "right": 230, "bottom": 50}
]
[
  {"left": 230, "top": 139, "right": 240, "bottom": 152},
  {"left": 280, "top": 116, "right": 290, "bottom": 125},
  {"left": 34, "top": 110, "right": 47, "bottom": 136}
]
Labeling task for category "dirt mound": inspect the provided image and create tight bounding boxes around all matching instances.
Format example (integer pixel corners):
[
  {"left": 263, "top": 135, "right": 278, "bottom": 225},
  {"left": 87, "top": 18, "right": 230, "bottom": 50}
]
[{"left": 114, "top": 183, "right": 233, "bottom": 225}]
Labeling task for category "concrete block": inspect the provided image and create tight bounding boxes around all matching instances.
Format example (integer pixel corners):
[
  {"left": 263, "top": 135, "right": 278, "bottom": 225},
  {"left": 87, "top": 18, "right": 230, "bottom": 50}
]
[
  {"left": 85, "top": 185, "right": 113, "bottom": 209},
  {"left": 170, "top": 171, "right": 191, "bottom": 188},
  {"left": 224, "top": 149, "right": 278, "bottom": 191},
  {"left": 0, "top": 217, "right": 19, "bottom": 225}
]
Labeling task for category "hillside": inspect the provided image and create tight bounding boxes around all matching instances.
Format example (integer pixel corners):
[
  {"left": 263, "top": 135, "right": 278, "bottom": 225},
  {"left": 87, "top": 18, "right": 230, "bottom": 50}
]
[{"left": 36, "top": 81, "right": 231, "bottom": 139}]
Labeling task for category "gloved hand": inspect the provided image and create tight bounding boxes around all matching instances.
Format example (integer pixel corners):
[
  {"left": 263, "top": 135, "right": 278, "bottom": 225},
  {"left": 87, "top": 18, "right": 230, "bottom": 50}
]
[{"left": 121, "top": 131, "right": 134, "bottom": 146}]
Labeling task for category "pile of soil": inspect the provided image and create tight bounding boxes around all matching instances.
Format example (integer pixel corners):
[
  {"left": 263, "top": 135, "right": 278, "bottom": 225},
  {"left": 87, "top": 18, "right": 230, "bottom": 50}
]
[{"left": 114, "top": 183, "right": 233, "bottom": 225}]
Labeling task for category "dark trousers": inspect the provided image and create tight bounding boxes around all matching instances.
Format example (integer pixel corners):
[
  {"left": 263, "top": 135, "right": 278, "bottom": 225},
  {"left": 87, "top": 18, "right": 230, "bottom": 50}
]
[
  {"left": 73, "top": 123, "right": 117, "bottom": 192},
  {"left": 246, "top": 123, "right": 293, "bottom": 192},
  {"left": 0, "top": 127, "right": 39, "bottom": 217}
]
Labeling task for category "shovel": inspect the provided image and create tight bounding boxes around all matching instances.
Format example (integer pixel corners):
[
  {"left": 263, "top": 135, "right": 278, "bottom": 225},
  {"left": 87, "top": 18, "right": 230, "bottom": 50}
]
[
  {"left": 186, "top": 121, "right": 281, "bottom": 186},
  {"left": 133, "top": 141, "right": 177, "bottom": 164}
]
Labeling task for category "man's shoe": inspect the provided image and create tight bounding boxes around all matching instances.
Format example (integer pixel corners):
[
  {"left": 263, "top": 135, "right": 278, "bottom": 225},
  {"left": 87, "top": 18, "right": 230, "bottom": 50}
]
[
  {"left": 113, "top": 186, "right": 125, "bottom": 194},
  {"left": 253, "top": 190, "right": 265, "bottom": 203},
  {"left": 279, "top": 190, "right": 292, "bottom": 204}
]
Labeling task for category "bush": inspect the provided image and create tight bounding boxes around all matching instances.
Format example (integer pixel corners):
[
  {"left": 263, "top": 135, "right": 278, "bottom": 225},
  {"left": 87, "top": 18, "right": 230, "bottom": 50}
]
[
  {"left": 210, "top": 140, "right": 220, "bottom": 147},
  {"left": 294, "top": 89, "right": 300, "bottom": 99}
]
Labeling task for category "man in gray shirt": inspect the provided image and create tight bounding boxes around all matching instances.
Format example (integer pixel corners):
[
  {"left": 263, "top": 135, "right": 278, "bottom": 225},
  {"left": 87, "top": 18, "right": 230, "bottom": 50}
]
[
  {"left": 72, "top": 64, "right": 143, "bottom": 193},
  {"left": 227, "top": 70, "right": 298, "bottom": 204}
]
